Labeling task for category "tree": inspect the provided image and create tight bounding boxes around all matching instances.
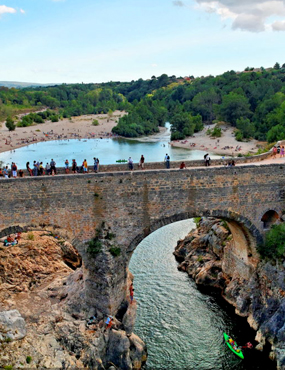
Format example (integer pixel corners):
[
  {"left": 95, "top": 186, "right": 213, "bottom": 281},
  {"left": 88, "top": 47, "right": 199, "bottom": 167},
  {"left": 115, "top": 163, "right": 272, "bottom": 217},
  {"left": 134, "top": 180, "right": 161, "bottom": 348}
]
[
  {"left": 267, "top": 124, "right": 285, "bottom": 143},
  {"left": 216, "top": 92, "right": 251, "bottom": 126},
  {"left": 6, "top": 116, "right": 16, "bottom": 131},
  {"left": 274, "top": 62, "right": 280, "bottom": 70},
  {"left": 236, "top": 118, "right": 255, "bottom": 139},
  {"left": 192, "top": 88, "right": 219, "bottom": 122}
]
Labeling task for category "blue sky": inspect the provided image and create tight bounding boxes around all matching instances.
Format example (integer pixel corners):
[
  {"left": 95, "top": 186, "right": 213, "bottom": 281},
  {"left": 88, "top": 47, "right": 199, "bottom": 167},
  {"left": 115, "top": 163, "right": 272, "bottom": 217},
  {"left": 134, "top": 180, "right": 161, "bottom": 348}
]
[{"left": 1, "top": 0, "right": 285, "bottom": 83}]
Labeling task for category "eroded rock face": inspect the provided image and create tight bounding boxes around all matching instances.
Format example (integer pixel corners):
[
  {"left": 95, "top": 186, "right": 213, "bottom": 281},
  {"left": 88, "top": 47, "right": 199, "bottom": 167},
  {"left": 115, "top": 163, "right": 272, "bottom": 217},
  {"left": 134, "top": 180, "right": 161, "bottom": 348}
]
[
  {"left": 0, "top": 230, "right": 146, "bottom": 370},
  {"left": 0, "top": 310, "right": 26, "bottom": 341},
  {"left": 174, "top": 217, "right": 285, "bottom": 369}
]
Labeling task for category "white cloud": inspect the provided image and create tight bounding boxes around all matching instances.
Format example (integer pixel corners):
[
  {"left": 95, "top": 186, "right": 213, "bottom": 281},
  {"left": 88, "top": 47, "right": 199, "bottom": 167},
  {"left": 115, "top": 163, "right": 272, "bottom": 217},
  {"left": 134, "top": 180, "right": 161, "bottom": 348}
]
[
  {"left": 0, "top": 5, "right": 17, "bottom": 15},
  {"left": 193, "top": 1, "right": 285, "bottom": 32},
  {"left": 272, "top": 20, "right": 285, "bottom": 30},
  {"left": 20, "top": 9, "right": 25, "bottom": 14}
]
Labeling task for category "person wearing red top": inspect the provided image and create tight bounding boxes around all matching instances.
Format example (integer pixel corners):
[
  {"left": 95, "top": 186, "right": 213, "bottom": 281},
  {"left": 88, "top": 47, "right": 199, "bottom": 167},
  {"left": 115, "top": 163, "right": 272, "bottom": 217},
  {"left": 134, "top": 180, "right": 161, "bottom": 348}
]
[{"left": 129, "top": 283, "right": 134, "bottom": 304}]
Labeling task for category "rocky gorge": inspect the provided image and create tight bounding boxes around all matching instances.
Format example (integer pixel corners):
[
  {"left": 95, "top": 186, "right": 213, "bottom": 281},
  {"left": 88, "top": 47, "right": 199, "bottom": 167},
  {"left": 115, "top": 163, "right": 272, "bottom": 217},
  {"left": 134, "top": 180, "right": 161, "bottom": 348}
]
[
  {"left": 173, "top": 217, "right": 285, "bottom": 370},
  {"left": 0, "top": 230, "right": 147, "bottom": 370}
]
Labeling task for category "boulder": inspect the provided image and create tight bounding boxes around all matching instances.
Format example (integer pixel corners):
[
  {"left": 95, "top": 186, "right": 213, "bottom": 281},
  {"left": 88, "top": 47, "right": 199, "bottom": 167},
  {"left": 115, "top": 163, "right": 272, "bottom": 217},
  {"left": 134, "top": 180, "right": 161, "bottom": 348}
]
[
  {"left": 0, "top": 310, "right": 26, "bottom": 341},
  {"left": 106, "top": 329, "right": 132, "bottom": 370},
  {"left": 129, "top": 333, "right": 147, "bottom": 370}
]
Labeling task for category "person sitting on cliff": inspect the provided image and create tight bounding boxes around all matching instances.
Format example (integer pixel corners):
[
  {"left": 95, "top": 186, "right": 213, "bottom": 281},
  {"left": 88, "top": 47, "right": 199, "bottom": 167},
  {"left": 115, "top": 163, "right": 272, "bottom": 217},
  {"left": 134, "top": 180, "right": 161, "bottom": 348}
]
[{"left": 104, "top": 315, "right": 113, "bottom": 331}]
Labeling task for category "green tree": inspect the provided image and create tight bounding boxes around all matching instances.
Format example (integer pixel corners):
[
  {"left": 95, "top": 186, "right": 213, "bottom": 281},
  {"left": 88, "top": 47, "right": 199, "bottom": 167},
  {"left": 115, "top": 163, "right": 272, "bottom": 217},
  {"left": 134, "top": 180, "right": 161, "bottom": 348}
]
[
  {"left": 6, "top": 116, "right": 16, "bottom": 131},
  {"left": 216, "top": 92, "right": 251, "bottom": 126},
  {"left": 274, "top": 62, "right": 280, "bottom": 70},
  {"left": 267, "top": 124, "right": 285, "bottom": 143},
  {"left": 192, "top": 88, "right": 219, "bottom": 122},
  {"left": 236, "top": 118, "right": 255, "bottom": 139}
]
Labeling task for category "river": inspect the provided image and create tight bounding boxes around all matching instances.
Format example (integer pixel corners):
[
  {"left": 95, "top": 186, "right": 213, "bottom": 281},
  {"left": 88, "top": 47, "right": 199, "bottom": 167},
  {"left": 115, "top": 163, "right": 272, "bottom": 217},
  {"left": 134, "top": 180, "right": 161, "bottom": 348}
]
[
  {"left": 0, "top": 124, "right": 220, "bottom": 168},
  {"left": 129, "top": 220, "right": 276, "bottom": 370}
]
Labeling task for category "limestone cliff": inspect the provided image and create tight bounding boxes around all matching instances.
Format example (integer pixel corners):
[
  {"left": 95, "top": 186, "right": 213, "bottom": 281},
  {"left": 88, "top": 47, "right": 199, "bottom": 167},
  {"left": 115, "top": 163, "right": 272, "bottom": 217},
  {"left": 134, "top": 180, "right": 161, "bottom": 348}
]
[
  {"left": 0, "top": 231, "right": 147, "bottom": 370},
  {"left": 174, "top": 217, "right": 285, "bottom": 370}
]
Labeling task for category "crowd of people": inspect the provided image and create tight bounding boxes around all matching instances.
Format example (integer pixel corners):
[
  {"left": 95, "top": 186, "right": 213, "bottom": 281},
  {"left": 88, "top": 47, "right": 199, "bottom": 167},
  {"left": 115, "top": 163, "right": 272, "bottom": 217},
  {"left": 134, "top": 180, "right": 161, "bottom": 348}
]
[{"left": 0, "top": 157, "right": 101, "bottom": 178}]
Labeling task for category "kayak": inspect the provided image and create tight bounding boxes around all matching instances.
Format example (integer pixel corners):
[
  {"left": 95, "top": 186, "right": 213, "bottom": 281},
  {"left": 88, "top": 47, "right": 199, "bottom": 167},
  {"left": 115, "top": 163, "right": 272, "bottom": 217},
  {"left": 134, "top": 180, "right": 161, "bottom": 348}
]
[{"left": 224, "top": 333, "right": 244, "bottom": 359}]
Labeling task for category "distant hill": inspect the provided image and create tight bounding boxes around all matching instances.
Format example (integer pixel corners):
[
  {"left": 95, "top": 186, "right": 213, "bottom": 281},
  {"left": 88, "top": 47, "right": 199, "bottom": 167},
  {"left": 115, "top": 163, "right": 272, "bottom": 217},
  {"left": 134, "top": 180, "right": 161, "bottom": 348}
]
[{"left": 0, "top": 81, "right": 56, "bottom": 88}]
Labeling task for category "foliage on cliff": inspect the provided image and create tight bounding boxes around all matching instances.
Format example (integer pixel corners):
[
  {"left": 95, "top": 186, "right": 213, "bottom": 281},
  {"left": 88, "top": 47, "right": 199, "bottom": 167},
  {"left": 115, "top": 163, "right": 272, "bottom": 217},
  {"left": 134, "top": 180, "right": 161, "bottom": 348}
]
[{"left": 259, "top": 223, "right": 285, "bottom": 259}]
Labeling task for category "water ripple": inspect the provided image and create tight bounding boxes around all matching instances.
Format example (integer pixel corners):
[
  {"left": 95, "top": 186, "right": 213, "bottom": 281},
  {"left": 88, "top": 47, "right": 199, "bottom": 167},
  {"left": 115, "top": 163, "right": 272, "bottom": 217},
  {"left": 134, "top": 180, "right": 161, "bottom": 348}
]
[{"left": 129, "top": 220, "right": 276, "bottom": 370}]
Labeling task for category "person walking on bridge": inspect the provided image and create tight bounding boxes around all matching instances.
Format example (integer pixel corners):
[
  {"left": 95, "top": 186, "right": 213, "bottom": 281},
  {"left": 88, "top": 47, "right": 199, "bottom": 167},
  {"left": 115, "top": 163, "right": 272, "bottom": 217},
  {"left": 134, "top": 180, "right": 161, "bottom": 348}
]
[
  {"left": 139, "top": 155, "right": 145, "bottom": 169},
  {"left": 128, "top": 157, "right": 134, "bottom": 170},
  {"left": 164, "top": 153, "right": 170, "bottom": 169}
]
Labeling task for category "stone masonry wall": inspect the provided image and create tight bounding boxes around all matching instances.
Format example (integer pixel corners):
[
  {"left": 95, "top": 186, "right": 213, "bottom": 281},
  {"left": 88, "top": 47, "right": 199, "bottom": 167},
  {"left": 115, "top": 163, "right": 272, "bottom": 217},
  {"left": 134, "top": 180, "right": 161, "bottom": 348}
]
[{"left": 0, "top": 163, "right": 284, "bottom": 315}]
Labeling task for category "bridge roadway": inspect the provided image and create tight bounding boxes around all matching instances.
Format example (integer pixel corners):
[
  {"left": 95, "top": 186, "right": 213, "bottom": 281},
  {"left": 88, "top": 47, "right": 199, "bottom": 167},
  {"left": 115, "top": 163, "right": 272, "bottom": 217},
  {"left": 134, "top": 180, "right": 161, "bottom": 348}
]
[{"left": 0, "top": 160, "right": 284, "bottom": 315}]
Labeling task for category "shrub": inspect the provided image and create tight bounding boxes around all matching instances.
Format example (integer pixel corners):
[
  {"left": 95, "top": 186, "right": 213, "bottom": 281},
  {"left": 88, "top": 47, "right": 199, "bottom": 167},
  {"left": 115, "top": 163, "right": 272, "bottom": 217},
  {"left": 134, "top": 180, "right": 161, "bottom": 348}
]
[
  {"left": 258, "top": 224, "right": 285, "bottom": 259},
  {"left": 106, "top": 232, "right": 115, "bottom": 240},
  {"left": 109, "top": 247, "right": 121, "bottom": 257},
  {"left": 206, "top": 126, "right": 222, "bottom": 138},
  {"left": 193, "top": 217, "right": 201, "bottom": 226},
  {"left": 6, "top": 116, "right": 16, "bottom": 131},
  {"left": 235, "top": 130, "right": 243, "bottom": 142},
  {"left": 27, "top": 232, "right": 34, "bottom": 241},
  {"left": 87, "top": 238, "right": 102, "bottom": 256},
  {"left": 26, "top": 356, "right": 32, "bottom": 364},
  {"left": 92, "top": 119, "right": 99, "bottom": 126}
]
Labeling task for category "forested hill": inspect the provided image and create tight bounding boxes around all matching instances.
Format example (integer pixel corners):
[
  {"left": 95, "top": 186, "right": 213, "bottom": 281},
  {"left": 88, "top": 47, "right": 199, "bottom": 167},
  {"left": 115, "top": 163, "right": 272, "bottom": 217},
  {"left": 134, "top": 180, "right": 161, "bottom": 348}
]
[{"left": 1, "top": 64, "right": 285, "bottom": 143}]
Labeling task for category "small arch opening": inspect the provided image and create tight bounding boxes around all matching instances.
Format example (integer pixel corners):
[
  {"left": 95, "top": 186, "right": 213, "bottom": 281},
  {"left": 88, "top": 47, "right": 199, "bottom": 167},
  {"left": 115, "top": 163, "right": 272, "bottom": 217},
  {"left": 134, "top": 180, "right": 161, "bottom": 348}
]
[{"left": 261, "top": 210, "right": 279, "bottom": 230}]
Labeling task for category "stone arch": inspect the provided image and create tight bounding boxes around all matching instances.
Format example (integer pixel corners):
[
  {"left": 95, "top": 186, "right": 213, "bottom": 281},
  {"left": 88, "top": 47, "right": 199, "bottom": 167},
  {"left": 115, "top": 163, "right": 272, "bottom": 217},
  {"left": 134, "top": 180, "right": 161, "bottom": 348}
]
[
  {"left": 261, "top": 210, "right": 280, "bottom": 230},
  {"left": 127, "top": 209, "right": 263, "bottom": 254},
  {"left": 126, "top": 210, "right": 262, "bottom": 280}
]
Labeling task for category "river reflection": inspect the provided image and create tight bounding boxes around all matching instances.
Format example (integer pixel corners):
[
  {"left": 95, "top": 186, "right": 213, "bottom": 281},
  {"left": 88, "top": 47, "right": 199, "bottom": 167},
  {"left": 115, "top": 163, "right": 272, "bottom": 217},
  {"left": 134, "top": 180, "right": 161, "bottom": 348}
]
[{"left": 129, "top": 220, "right": 276, "bottom": 370}]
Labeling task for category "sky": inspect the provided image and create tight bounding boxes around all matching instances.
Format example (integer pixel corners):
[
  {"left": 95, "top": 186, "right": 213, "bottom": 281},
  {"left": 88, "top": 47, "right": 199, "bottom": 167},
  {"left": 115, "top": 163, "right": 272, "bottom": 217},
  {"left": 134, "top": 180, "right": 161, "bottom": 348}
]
[{"left": 1, "top": 0, "right": 285, "bottom": 84}]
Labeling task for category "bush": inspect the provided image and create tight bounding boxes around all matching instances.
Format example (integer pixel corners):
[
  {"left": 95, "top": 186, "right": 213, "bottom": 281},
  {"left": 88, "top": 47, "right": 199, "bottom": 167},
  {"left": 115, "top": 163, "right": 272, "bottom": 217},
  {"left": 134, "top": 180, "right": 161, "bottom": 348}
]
[
  {"left": 50, "top": 115, "right": 59, "bottom": 122},
  {"left": 193, "top": 217, "right": 201, "bottom": 226},
  {"left": 6, "top": 116, "right": 16, "bottom": 131},
  {"left": 106, "top": 232, "right": 115, "bottom": 240},
  {"left": 258, "top": 224, "right": 285, "bottom": 259},
  {"left": 109, "top": 247, "right": 121, "bottom": 257},
  {"left": 27, "top": 232, "right": 34, "bottom": 241},
  {"left": 26, "top": 356, "right": 32, "bottom": 364},
  {"left": 235, "top": 130, "right": 243, "bottom": 142},
  {"left": 92, "top": 119, "right": 99, "bottom": 126},
  {"left": 87, "top": 237, "right": 102, "bottom": 256},
  {"left": 206, "top": 126, "right": 222, "bottom": 138}
]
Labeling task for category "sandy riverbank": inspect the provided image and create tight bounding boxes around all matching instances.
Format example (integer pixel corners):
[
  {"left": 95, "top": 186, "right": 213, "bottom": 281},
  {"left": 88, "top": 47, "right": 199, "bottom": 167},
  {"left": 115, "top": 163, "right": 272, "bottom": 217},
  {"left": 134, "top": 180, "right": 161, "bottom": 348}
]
[
  {"left": 0, "top": 111, "right": 125, "bottom": 154},
  {"left": 170, "top": 123, "right": 265, "bottom": 156}
]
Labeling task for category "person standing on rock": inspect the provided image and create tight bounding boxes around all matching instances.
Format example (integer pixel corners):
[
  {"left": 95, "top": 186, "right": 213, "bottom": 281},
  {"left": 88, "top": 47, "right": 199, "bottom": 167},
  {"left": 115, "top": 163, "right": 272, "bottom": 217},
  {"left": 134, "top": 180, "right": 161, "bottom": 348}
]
[{"left": 129, "top": 283, "right": 134, "bottom": 304}]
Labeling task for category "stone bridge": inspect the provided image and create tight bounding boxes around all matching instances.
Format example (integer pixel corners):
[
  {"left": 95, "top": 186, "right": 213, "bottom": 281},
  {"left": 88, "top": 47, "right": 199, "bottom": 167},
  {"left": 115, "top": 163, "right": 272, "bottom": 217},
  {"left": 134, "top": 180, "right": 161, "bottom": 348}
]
[{"left": 0, "top": 163, "right": 284, "bottom": 316}]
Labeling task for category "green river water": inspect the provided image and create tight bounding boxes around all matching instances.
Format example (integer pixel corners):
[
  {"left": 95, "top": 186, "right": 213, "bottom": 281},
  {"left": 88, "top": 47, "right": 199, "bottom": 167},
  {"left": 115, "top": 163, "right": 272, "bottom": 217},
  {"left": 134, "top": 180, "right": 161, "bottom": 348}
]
[{"left": 129, "top": 220, "right": 276, "bottom": 370}]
